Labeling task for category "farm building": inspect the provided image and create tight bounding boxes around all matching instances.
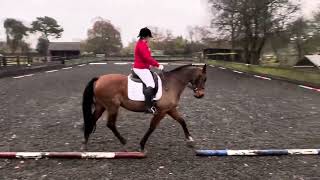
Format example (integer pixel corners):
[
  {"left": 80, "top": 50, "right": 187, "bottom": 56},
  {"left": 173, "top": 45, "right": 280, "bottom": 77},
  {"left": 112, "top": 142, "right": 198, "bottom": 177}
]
[
  {"left": 203, "top": 48, "right": 243, "bottom": 62},
  {"left": 48, "top": 42, "right": 80, "bottom": 59},
  {"left": 203, "top": 40, "right": 243, "bottom": 62}
]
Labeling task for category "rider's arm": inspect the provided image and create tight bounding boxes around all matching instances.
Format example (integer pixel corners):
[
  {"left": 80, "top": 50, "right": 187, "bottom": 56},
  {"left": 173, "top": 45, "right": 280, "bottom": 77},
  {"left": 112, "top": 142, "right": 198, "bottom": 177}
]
[{"left": 139, "top": 42, "right": 160, "bottom": 67}]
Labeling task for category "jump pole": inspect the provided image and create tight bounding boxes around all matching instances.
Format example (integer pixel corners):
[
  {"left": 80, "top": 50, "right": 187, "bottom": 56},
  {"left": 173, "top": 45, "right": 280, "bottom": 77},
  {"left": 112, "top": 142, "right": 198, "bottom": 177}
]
[
  {"left": 196, "top": 149, "right": 320, "bottom": 157},
  {"left": 0, "top": 152, "right": 146, "bottom": 159}
]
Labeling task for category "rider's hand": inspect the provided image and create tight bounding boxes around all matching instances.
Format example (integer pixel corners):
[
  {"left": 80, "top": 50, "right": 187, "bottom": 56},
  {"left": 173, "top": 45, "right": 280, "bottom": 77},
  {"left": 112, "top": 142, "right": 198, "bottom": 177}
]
[{"left": 158, "top": 65, "right": 164, "bottom": 70}]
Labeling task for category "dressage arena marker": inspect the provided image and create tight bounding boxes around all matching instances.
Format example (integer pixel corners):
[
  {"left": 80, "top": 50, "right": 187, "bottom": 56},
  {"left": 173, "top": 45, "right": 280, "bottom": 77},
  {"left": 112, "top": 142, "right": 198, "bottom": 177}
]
[
  {"left": 0, "top": 152, "right": 146, "bottom": 159},
  {"left": 254, "top": 75, "right": 272, "bottom": 80},
  {"left": 196, "top": 149, "right": 320, "bottom": 156},
  {"left": 89, "top": 62, "right": 108, "bottom": 65},
  {"left": 233, "top": 70, "right": 243, "bottom": 74},
  {"left": 114, "top": 62, "right": 129, "bottom": 65},
  {"left": 78, "top": 64, "right": 86, "bottom": 67},
  {"left": 62, "top": 67, "right": 73, "bottom": 70},
  {"left": 45, "top": 70, "right": 59, "bottom": 73},
  {"left": 13, "top": 74, "right": 34, "bottom": 79},
  {"left": 192, "top": 63, "right": 206, "bottom": 66},
  {"left": 13, "top": 75, "right": 25, "bottom": 79},
  {"left": 299, "top": 85, "right": 320, "bottom": 92}
]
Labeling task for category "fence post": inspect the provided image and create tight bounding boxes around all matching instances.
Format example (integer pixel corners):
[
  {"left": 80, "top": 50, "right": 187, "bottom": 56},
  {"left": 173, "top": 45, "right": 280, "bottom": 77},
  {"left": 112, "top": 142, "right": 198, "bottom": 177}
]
[
  {"left": 17, "top": 56, "right": 20, "bottom": 65},
  {"left": 3, "top": 56, "right": 7, "bottom": 66},
  {"left": 27, "top": 55, "right": 32, "bottom": 65}
]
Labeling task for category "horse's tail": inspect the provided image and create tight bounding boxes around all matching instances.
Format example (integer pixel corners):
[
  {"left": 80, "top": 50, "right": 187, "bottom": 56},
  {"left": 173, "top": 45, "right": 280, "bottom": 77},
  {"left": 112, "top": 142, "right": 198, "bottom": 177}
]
[{"left": 82, "top": 77, "right": 99, "bottom": 140}]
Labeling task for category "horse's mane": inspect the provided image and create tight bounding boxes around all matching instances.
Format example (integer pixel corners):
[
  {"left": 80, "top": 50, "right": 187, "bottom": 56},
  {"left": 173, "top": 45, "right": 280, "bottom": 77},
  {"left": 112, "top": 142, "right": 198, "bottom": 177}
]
[{"left": 168, "top": 64, "right": 194, "bottom": 73}]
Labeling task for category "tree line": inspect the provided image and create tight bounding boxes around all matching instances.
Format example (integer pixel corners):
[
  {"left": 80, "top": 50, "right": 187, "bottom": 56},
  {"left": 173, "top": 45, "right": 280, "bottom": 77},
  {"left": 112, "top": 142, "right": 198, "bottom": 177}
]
[
  {"left": 1, "top": 16, "right": 208, "bottom": 57},
  {"left": 208, "top": 0, "right": 320, "bottom": 64},
  {"left": 1, "top": 0, "right": 320, "bottom": 65},
  {"left": 2, "top": 16, "right": 63, "bottom": 55}
]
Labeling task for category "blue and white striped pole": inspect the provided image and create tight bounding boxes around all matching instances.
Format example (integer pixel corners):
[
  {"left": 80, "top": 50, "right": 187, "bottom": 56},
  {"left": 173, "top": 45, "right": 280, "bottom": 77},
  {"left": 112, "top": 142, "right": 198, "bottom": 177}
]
[{"left": 196, "top": 149, "right": 320, "bottom": 156}]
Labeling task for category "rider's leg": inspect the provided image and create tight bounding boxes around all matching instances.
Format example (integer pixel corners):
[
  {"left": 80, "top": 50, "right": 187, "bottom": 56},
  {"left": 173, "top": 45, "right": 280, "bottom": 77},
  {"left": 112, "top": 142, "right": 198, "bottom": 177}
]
[
  {"left": 143, "top": 86, "right": 155, "bottom": 113},
  {"left": 132, "top": 68, "right": 155, "bottom": 88},
  {"left": 132, "top": 68, "right": 156, "bottom": 113}
]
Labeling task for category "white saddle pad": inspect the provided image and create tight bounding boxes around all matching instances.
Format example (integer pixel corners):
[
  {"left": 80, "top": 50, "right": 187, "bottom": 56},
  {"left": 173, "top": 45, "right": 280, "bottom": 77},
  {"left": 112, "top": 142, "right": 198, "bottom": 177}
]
[{"left": 127, "top": 74, "right": 162, "bottom": 101}]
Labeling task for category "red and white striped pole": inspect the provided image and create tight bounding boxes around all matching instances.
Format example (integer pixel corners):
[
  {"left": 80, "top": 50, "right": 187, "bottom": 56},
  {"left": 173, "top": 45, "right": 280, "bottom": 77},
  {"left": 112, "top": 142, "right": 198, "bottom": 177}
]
[{"left": 0, "top": 152, "right": 146, "bottom": 159}]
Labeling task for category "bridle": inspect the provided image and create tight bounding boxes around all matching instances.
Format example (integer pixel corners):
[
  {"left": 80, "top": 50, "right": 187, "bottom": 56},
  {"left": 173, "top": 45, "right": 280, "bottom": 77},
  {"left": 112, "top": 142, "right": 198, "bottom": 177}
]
[
  {"left": 193, "top": 87, "right": 204, "bottom": 94},
  {"left": 191, "top": 81, "right": 204, "bottom": 94}
]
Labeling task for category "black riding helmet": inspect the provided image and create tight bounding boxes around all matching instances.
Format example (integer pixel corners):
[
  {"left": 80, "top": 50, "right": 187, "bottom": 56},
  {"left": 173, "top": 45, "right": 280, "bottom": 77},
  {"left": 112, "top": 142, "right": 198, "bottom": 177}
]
[{"left": 138, "top": 27, "right": 153, "bottom": 38}]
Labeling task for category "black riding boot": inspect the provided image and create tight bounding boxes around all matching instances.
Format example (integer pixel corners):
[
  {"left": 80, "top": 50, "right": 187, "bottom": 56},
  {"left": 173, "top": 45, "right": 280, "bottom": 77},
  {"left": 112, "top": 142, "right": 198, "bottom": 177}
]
[{"left": 143, "top": 87, "right": 156, "bottom": 114}]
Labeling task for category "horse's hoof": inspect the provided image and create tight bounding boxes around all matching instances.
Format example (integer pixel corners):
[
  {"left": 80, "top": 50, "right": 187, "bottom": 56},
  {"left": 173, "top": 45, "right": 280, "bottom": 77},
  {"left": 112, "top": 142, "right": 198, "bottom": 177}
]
[
  {"left": 141, "top": 149, "right": 148, "bottom": 155},
  {"left": 121, "top": 144, "right": 129, "bottom": 152},
  {"left": 120, "top": 138, "right": 127, "bottom": 145},
  {"left": 81, "top": 144, "right": 88, "bottom": 151},
  {"left": 186, "top": 137, "right": 195, "bottom": 148},
  {"left": 139, "top": 146, "right": 148, "bottom": 154}
]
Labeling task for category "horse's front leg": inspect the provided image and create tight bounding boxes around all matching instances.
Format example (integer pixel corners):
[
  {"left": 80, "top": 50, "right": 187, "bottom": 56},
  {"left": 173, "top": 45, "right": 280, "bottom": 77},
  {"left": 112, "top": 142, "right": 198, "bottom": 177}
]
[
  {"left": 140, "top": 112, "right": 166, "bottom": 152},
  {"left": 167, "top": 108, "right": 194, "bottom": 147}
]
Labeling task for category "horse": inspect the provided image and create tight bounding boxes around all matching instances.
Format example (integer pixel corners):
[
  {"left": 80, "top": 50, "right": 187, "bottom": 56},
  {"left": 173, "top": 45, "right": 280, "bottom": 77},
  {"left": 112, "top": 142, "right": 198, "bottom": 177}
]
[{"left": 82, "top": 64, "right": 207, "bottom": 151}]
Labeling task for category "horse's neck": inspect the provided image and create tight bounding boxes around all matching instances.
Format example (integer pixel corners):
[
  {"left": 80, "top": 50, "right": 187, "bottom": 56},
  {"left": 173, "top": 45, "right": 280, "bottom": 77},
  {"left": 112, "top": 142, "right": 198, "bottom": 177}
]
[
  {"left": 177, "top": 68, "right": 195, "bottom": 84},
  {"left": 166, "top": 67, "right": 195, "bottom": 96}
]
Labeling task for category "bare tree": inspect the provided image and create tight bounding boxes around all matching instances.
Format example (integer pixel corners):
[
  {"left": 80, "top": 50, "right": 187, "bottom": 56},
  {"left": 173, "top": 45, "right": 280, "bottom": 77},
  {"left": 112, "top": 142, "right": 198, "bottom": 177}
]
[
  {"left": 187, "top": 25, "right": 212, "bottom": 43},
  {"left": 209, "top": 0, "right": 299, "bottom": 64},
  {"left": 210, "top": 0, "right": 241, "bottom": 59}
]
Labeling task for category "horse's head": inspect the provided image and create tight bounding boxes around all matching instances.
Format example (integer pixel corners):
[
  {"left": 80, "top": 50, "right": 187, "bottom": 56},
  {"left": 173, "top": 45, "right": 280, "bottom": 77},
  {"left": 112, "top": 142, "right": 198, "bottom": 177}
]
[{"left": 190, "top": 64, "right": 207, "bottom": 99}]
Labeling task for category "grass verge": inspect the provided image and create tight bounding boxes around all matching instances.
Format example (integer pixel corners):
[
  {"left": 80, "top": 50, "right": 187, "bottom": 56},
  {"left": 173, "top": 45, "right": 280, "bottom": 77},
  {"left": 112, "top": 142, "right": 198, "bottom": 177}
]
[{"left": 208, "top": 60, "right": 320, "bottom": 87}]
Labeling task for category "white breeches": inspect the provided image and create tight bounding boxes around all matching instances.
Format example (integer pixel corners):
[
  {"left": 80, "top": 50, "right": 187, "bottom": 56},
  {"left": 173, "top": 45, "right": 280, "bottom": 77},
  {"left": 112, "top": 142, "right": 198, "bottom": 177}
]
[{"left": 132, "top": 68, "right": 155, "bottom": 88}]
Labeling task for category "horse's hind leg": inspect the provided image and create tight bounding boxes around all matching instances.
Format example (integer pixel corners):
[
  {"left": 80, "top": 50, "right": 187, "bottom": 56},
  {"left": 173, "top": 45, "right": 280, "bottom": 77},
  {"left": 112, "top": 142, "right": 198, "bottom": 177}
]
[
  {"left": 82, "top": 104, "right": 105, "bottom": 150},
  {"left": 106, "top": 107, "right": 127, "bottom": 145}
]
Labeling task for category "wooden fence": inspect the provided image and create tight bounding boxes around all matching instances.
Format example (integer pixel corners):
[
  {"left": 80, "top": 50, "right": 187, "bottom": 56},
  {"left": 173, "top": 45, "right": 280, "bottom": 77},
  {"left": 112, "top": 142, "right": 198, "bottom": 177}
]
[
  {"left": 0, "top": 55, "right": 198, "bottom": 68},
  {"left": 0, "top": 55, "right": 82, "bottom": 67},
  {"left": 105, "top": 55, "right": 196, "bottom": 62}
]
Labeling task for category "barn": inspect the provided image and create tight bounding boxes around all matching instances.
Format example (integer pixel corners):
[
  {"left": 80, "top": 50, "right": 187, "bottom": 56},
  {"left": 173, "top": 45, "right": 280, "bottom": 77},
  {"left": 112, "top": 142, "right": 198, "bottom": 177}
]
[
  {"left": 48, "top": 42, "right": 80, "bottom": 60},
  {"left": 203, "top": 48, "right": 243, "bottom": 62},
  {"left": 203, "top": 40, "right": 243, "bottom": 62}
]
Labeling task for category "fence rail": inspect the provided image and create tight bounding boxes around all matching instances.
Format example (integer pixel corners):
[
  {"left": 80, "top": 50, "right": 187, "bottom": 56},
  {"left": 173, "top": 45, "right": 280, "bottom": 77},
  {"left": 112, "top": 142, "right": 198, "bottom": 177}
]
[
  {"left": 105, "top": 56, "right": 195, "bottom": 62},
  {"left": 0, "top": 55, "right": 86, "bottom": 67},
  {"left": 0, "top": 55, "right": 198, "bottom": 67}
]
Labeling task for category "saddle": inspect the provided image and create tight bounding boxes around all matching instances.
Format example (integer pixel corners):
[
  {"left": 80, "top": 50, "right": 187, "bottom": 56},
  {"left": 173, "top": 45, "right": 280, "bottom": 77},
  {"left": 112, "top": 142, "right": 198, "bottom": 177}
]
[{"left": 129, "top": 70, "right": 159, "bottom": 97}]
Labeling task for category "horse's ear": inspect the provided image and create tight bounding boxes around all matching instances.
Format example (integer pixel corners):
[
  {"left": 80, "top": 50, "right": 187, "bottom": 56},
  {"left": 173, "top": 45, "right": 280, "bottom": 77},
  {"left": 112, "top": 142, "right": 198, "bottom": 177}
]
[{"left": 202, "top": 64, "right": 207, "bottom": 74}]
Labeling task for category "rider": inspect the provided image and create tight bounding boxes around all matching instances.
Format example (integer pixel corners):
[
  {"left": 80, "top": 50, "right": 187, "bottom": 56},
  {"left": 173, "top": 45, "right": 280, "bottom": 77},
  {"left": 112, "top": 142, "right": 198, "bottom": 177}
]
[{"left": 133, "top": 27, "right": 164, "bottom": 114}]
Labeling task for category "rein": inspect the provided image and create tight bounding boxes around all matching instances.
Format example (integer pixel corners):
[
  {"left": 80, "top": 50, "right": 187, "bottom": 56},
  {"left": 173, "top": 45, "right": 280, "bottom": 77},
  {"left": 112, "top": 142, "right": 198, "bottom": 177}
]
[{"left": 159, "top": 70, "right": 168, "bottom": 91}]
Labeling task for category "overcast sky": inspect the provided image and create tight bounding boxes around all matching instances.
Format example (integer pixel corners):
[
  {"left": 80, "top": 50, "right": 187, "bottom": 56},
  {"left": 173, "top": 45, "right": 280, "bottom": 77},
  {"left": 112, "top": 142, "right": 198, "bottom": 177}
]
[{"left": 0, "top": 0, "right": 319, "bottom": 47}]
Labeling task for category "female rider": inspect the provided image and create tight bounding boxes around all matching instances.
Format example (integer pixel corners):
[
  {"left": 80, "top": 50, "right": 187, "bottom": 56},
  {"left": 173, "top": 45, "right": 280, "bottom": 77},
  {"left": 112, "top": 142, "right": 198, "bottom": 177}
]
[{"left": 132, "top": 27, "right": 164, "bottom": 114}]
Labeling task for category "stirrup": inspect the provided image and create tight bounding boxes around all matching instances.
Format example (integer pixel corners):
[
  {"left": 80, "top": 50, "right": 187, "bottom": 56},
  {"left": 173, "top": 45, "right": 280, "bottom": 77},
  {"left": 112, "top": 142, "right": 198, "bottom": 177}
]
[
  {"left": 145, "top": 106, "right": 157, "bottom": 114},
  {"left": 150, "top": 106, "right": 157, "bottom": 114}
]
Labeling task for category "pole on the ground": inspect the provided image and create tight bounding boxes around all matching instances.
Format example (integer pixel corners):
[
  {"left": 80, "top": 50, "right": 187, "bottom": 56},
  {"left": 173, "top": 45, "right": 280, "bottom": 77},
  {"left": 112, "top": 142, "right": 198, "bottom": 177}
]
[
  {"left": 196, "top": 149, "right": 320, "bottom": 156},
  {"left": 0, "top": 152, "right": 146, "bottom": 159}
]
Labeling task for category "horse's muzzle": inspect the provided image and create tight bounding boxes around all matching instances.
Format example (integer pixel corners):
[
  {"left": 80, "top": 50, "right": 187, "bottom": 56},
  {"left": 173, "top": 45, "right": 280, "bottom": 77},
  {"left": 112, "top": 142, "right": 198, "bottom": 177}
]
[{"left": 194, "top": 89, "right": 204, "bottom": 99}]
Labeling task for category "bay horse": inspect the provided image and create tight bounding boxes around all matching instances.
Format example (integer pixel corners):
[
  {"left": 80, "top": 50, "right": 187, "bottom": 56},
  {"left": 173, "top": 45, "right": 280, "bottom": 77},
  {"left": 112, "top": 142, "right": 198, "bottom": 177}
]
[{"left": 82, "top": 64, "right": 207, "bottom": 151}]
